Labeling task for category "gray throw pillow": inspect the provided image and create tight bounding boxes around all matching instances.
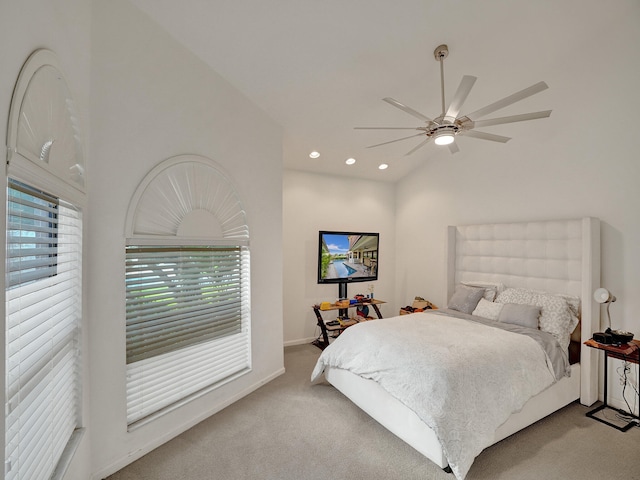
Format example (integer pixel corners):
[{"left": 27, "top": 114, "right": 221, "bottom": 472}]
[
  {"left": 498, "top": 303, "right": 541, "bottom": 329},
  {"left": 448, "top": 285, "right": 485, "bottom": 314}
]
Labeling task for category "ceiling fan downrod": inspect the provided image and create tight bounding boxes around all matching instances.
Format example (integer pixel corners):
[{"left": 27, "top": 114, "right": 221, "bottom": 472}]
[{"left": 434, "top": 44, "right": 449, "bottom": 118}]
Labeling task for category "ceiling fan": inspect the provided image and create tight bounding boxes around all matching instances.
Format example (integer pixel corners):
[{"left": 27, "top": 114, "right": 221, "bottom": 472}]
[{"left": 355, "top": 44, "right": 551, "bottom": 155}]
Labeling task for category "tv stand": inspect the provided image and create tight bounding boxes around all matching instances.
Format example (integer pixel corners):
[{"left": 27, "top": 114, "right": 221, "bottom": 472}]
[
  {"left": 338, "top": 282, "right": 348, "bottom": 299},
  {"left": 311, "top": 299, "right": 385, "bottom": 350}
]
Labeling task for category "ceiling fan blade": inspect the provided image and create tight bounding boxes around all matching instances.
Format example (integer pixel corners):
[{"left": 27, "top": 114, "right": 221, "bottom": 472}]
[
  {"left": 472, "top": 110, "right": 552, "bottom": 128},
  {"left": 404, "top": 137, "right": 433, "bottom": 156},
  {"left": 383, "top": 97, "right": 433, "bottom": 123},
  {"left": 366, "top": 132, "right": 426, "bottom": 149},
  {"left": 463, "top": 130, "right": 511, "bottom": 143},
  {"left": 464, "top": 81, "right": 548, "bottom": 120},
  {"left": 355, "top": 127, "right": 423, "bottom": 130},
  {"left": 444, "top": 75, "right": 477, "bottom": 122},
  {"left": 447, "top": 142, "right": 460, "bottom": 154}
]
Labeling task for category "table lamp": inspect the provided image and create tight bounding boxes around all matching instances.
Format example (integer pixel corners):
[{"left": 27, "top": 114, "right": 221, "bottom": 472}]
[{"left": 593, "top": 288, "right": 633, "bottom": 344}]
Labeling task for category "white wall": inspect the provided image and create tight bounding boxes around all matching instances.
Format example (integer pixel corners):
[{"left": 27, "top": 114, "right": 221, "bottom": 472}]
[
  {"left": 89, "top": 0, "right": 283, "bottom": 477},
  {"left": 1, "top": 1, "right": 638, "bottom": 477},
  {"left": 0, "top": 1, "right": 93, "bottom": 478},
  {"left": 283, "top": 170, "right": 396, "bottom": 345},
  {"left": 393, "top": 2, "right": 640, "bottom": 410}
]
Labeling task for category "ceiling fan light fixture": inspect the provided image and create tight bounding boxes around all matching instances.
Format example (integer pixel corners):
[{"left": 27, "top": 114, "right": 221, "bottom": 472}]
[{"left": 434, "top": 132, "right": 455, "bottom": 146}]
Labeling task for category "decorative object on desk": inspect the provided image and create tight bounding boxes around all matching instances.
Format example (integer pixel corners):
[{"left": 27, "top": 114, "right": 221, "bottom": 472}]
[
  {"left": 399, "top": 296, "right": 437, "bottom": 315},
  {"left": 592, "top": 331, "right": 613, "bottom": 344},
  {"left": 593, "top": 288, "right": 634, "bottom": 345},
  {"left": 319, "top": 302, "right": 332, "bottom": 311},
  {"left": 338, "top": 317, "right": 356, "bottom": 327},
  {"left": 611, "top": 330, "right": 634, "bottom": 344}
]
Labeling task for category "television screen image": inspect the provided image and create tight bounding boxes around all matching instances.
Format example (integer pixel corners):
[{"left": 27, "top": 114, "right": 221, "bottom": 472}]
[{"left": 317, "top": 231, "right": 379, "bottom": 284}]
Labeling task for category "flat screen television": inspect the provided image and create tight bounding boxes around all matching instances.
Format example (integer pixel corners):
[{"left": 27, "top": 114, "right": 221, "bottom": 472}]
[{"left": 317, "top": 230, "right": 379, "bottom": 297}]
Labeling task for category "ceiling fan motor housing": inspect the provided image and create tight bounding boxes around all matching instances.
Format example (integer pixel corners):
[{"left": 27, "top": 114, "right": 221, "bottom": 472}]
[{"left": 434, "top": 44, "right": 449, "bottom": 61}]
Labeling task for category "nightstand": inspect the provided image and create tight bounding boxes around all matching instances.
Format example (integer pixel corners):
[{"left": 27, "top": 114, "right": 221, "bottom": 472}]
[{"left": 584, "top": 338, "right": 640, "bottom": 431}]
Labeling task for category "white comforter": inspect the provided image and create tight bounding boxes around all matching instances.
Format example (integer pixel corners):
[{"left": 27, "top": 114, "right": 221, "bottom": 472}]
[{"left": 311, "top": 312, "right": 559, "bottom": 480}]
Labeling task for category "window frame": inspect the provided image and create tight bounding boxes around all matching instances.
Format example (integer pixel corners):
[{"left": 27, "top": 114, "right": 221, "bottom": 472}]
[
  {"left": 124, "top": 155, "right": 251, "bottom": 428},
  {"left": 4, "top": 48, "right": 86, "bottom": 480},
  {"left": 4, "top": 178, "right": 83, "bottom": 480}
]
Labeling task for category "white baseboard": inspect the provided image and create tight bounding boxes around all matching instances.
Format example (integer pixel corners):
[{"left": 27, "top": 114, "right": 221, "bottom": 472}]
[{"left": 284, "top": 336, "right": 317, "bottom": 347}]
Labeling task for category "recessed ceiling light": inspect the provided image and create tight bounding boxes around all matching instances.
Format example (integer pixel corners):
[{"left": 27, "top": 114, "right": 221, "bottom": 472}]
[
  {"left": 309, "top": 151, "right": 320, "bottom": 158},
  {"left": 378, "top": 163, "right": 388, "bottom": 170},
  {"left": 345, "top": 158, "right": 356, "bottom": 165}
]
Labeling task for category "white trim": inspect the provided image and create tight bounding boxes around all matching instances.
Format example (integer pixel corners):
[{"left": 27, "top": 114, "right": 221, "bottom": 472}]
[
  {"left": 126, "top": 236, "right": 249, "bottom": 247},
  {"left": 580, "top": 217, "right": 600, "bottom": 405},
  {"left": 284, "top": 337, "right": 318, "bottom": 347},
  {"left": 7, "top": 156, "right": 86, "bottom": 208},
  {"left": 124, "top": 154, "right": 247, "bottom": 239},
  {"left": 6, "top": 50, "right": 61, "bottom": 154},
  {"left": 6, "top": 49, "right": 86, "bottom": 199}
]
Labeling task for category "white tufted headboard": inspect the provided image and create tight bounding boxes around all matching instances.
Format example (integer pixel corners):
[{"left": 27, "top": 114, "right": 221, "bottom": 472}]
[{"left": 446, "top": 218, "right": 601, "bottom": 406}]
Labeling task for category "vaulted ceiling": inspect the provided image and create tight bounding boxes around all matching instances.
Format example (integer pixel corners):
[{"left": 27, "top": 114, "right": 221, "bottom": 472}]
[{"left": 130, "top": 0, "right": 626, "bottom": 182}]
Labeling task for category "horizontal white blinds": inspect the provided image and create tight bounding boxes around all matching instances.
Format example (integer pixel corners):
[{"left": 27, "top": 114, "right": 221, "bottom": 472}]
[
  {"left": 7, "top": 181, "right": 59, "bottom": 288},
  {"left": 125, "top": 246, "right": 251, "bottom": 425},
  {"left": 5, "top": 180, "right": 81, "bottom": 480},
  {"left": 125, "top": 246, "right": 246, "bottom": 364},
  {"left": 126, "top": 329, "right": 250, "bottom": 425}
]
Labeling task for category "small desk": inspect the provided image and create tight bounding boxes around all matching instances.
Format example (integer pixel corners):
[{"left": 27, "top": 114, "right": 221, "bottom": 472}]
[
  {"left": 584, "top": 338, "right": 640, "bottom": 431},
  {"left": 312, "top": 300, "right": 385, "bottom": 350}
]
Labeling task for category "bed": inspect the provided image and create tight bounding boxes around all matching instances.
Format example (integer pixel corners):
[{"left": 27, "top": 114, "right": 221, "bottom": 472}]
[{"left": 311, "top": 218, "right": 601, "bottom": 480}]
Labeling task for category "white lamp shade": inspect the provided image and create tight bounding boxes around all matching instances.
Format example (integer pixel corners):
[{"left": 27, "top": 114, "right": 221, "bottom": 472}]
[{"left": 594, "top": 288, "right": 616, "bottom": 304}]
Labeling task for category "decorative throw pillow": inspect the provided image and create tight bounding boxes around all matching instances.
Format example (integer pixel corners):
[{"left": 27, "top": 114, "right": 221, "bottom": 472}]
[
  {"left": 448, "top": 284, "right": 485, "bottom": 314},
  {"left": 498, "top": 303, "right": 541, "bottom": 329},
  {"left": 495, "top": 288, "right": 576, "bottom": 350},
  {"left": 472, "top": 298, "right": 504, "bottom": 321}
]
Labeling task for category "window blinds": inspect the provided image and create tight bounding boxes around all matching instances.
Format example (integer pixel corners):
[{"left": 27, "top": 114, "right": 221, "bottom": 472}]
[
  {"left": 125, "top": 246, "right": 250, "bottom": 425},
  {"left": 6, "top": 181, "right": 59, "bottom": 288},
  {"left": 5, "top": 180, "right": 82, "bottom": 480}
]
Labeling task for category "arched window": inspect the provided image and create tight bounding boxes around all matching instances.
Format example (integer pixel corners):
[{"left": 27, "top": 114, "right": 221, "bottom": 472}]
[
  {"left": 124, "top": 155, "right": 251, "bottom": 426},
  {"left": 5, "top": 49, "right": 85, "bottom": 480}
]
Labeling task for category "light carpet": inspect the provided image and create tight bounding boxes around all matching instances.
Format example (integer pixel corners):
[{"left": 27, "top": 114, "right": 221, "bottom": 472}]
[{"left": 106, "top": 344, "right": 640, "bottom": 480}]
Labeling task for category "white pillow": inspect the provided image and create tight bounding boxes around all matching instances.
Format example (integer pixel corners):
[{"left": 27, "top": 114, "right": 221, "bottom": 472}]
[
  {"left": 472, "top": 298, "right": 504, "bottom": 321},
  {"left": 495, "top": 288, "right": 577, "bottom": 351},
  {"left": 461, "top": 281, "right": 506, "bottom": 302}
]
